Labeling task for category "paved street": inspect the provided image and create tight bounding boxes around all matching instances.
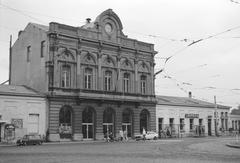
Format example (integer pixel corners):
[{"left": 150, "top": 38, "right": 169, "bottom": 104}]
[{"left": 0, "top": 137, "right": 239, "bottom": 163}]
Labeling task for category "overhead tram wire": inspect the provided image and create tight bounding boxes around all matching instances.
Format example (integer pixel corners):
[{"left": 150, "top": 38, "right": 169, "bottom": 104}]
[{"left": 0, "top": 3, "right": 48, "bottom": 25}]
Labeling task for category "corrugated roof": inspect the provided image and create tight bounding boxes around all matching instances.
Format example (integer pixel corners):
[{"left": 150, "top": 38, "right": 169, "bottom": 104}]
[
  {"left": 0, "top": 85, "right": 43, "bottom": 97},
  {"left": 156, "top": 95, "right": 230, "bottom": 109}
]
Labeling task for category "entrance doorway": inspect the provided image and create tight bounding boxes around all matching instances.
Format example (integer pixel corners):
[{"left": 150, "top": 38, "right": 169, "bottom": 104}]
[
  {"left": 59, "top": 106, "right": 72, "bottom": 139},
  {"left": 208, "top": 119, "right": 212, "bottom": 136},
  {"left": 122, "top": 109, "right": 132, "bottom": 137},
  {"left": 140, "top": 109, "right": 150, "bottom": 133},
  {"left": 82, "top": 108, "right": 95, "bottom": 140},
  {"left": 103, "top": 108, "right": 115, "bottom": 138}
]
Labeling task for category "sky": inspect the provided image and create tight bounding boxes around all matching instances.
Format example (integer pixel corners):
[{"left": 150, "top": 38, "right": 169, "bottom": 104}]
[{"left": 0, "top": 0, "right": 240, "bottom": 108}]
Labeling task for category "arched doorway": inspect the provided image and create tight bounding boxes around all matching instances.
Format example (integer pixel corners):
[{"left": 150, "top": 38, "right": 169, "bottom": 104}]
[
  {"left": 59, "top": 106, "right": 72, "bottom": 139},
  {"left": 140, "top": 109, "right": 150, "bottom": 133},
  {"left": 122, "top": 108, "right": 133, "bottom": 137},
  {"left": 103, "top": 108, "right": 115, "bottom": 137},
  {"left": 82, "top": 108, "right": 95, "bottom": 140}
]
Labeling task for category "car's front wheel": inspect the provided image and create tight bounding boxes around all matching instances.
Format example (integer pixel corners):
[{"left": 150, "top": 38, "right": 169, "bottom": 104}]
[{"left": 153, "top": 136, "right": 157, "bottom": 140}]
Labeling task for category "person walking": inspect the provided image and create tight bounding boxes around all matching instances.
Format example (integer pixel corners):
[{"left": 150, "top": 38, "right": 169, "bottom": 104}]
[
  {"left": 142, "top": 127, "right": 146, "bottom": 141},
  {"left": 123, "top": 130, "right": 128, "bottom": 141},
  {"left": 119, "top": 130, "right": 123, "bottom": 141}
]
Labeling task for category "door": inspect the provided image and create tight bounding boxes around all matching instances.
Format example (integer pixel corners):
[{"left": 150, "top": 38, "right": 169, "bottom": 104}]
[
  {"left": 82, "top": 108, "right": 95, "bottom": 140},
  {"left": 122, "top": 123, "right": 131, "bottom": 137},
  {"left": 208, "top": 119, "right": 212, "bottom": 136},
  {"left": 103, "top": 123, "right": 113, "bottom": 138},
  {"left": 82, "top": 123, "right": 93, "bottom": 139}
]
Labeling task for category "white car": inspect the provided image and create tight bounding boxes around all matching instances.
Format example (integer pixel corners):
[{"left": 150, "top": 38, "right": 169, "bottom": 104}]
[{"left": 135, "top": 131, "right": 158, "bottom": 140}]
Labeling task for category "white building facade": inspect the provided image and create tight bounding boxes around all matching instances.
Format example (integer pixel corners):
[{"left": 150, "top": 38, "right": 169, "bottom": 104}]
[
  {"left": 156, "top": 95, "right": 230, "bottom": 138},
  {"left": 0, "top": 85, "right": 46, "bottom": 143},
  {"left": 229, "top": 109, "right": 240, "bottom": 132}
]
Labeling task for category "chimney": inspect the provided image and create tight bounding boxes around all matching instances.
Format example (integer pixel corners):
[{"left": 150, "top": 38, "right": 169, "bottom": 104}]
[
  {"left": 188, "top": 91, "right": 192, "bottom": 98},
  {"left": 86, "top": 18, "right": 91, "bottom": 24},
  {"left": 18, "top": 30, "right": 23, "bottom": 37}
]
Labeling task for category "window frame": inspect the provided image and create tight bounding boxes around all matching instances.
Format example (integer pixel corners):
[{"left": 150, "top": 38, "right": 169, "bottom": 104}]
[
  {"left": 140, "top": 75, "right": 147, "bottom": 94},
  {"left": 84, "top": 68, "right": 93, "bottom": 89},
  {"left": 104, "top": 70, "right": 112, "bottom": 91},
  {"left": 123, "top": 72, "right": 130, "bottom": 93},
  {"left": 61, "top": 65, "right": 71, "bottom": 88}
]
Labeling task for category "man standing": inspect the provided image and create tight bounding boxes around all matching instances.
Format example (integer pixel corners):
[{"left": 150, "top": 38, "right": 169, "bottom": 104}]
[{"left": 142, "top": 128, "right": 146, "bottom": 141}]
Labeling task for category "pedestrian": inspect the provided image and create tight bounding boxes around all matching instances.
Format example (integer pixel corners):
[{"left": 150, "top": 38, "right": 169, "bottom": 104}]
[
  {"left": 142, "top": 127, "right": 146, "bottom": 141},
  {"left": 119, "top": 130, "right": 123, "bottom": 141},
  {"left": 123, "top": 130, "right": 128, "bottom": 141}
]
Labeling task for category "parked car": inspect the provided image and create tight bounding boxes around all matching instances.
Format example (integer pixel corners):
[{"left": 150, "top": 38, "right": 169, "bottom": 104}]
[
  {"left": 135, "top": 131, "right": 158, "bottom": 141},
  {"left": 17, "top": 134, "right": 44, "bottom": 146}
]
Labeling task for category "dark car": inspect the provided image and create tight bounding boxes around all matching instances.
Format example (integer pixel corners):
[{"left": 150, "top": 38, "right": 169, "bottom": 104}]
[{"left": 17, "top": 134, "right": 43, "bottom": 146}]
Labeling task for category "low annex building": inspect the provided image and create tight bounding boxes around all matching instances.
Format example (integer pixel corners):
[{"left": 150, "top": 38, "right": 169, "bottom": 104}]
[
  {"left": 156, "top": 93, "right": 230, "bottom": 137},
  {"left": 229, "top": 108, "right": 240, "bottom": 132},
  {"left": 0, "top": 85, "right": 46, "bottom": 143},
  {"left": 10, "top": 9, "right": 157, "bottom": 141}
]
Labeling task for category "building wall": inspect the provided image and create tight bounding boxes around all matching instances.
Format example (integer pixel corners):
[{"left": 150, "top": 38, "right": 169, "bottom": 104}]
[
  {"left": 11, "top": 23, "right": 48, "bottom": 93},
  {"left": 229, "top": 114, "right": 240, "bottom": 131},
  {"left": 47, "top": 97, "right": 155, "bottom": 141},
  {"left": 156, "top": 105, "right": 215, "bottom": 137},
  {"left": 0, "top": 95, "right": 46, "bottom": 142}
]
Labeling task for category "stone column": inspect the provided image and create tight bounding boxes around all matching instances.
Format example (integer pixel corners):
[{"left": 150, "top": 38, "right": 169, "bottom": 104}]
[
  {"left": 134, "top": 59, "right": 138, "bottom": 94},
  {"left": 76, "top": 50, "right": 81, "bottom": 89},
  {"left": 98, "top": 51, "right": 102, "bottom": 90}
]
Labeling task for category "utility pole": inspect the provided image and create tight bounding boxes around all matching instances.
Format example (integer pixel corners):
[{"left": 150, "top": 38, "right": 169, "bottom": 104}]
[
  {"left": 214, "top": 96, "right": 219, "bottom": 136},
  {"left": 9, "top": 35, "right": 12, "bottom": 85}
]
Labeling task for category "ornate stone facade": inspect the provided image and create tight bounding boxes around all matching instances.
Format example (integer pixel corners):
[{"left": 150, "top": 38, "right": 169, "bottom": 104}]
[{"left": 11, "top": 9, "right": 157, "bottom": 141}]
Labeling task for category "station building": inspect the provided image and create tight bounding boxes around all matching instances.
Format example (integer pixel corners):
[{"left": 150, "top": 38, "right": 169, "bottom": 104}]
[
  {"left": 156, "top": 93, "right": 230, "bottom": 137},
  {"left": 0, "top": 85, "right": 46, "bottom": 143},
  {"left": 10, "top": 9, "right": 157, "bottom": 141}
]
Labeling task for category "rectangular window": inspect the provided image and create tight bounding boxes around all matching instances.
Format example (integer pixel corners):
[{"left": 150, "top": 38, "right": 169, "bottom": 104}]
[
  {"left": 169, "top": 118, "right": 174, "bottom": 129},
  {"left": 104, "top": 71, "right": 112, "bottom": 91},
  {"left": 61, "top": 65, "right": 71, "bottom": 88},
  {"left": 84, "top": 68, "right": 92, "bottom": 89},
  {"left": 158, "top": 118, "right": 163, "bottom": 131},
  {"left": 27, "top": 46, "right": 31, "bottom": 62},
  {"left": 28, "top": 114, "right": 39, "bottom": 134},
  {"left": 40, "top": 41, "right": 45, "bottom": 58},
  {"left": 123, "top": 73, "right": 130, "bottom": 93},
  {"left": 180, "top": 118, "right": 185, "bottom": 131},
  {"left": 140, "top": 75, "right": 146, "bottom": 94},
  {"left": 190, "top": 119, "right": 194, "bottom": 131},
  {"left": 48, "top": 66, "right": 53, "bottom": 87}
]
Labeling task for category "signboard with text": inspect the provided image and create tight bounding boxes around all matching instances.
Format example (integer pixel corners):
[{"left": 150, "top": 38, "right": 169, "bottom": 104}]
[{"left": 185, "top": 114, "right": 199, "bottom": 118}]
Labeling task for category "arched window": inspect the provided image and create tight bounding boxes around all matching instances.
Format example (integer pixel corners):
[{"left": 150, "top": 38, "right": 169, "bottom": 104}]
[
  {"left": 103, "top": 108, "right": 115, "bottom": 137},
  {"left": 104, "top": 71, "right": 112, "bottom": 91},
  {"left": 82, "top": 108, "right": 95, "bottom": 139},
  {"left": 140, "top": 109, "right": 150, "bottom": 133},
  {"left": 123, "top": 73, "right": 130, "bottom": 93},
  {"left": 61, "top": 65, "right": 71, "bottom": 88},
  {"left": 84, "top": 68, "right": 93, "bottom": 89},
  {"left": 140, "top": 75, "right": 147, "bottom": 94},
  {"left": 122, "top": 109, "right": 133, "bottom": 137},
  {"left": 59, "top": 106, "right": 72, "bottom": 139}
]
